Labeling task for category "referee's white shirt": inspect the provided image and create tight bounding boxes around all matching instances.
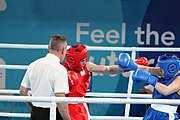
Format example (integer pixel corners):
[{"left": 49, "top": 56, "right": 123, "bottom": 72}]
[{"left": 21, "top": 53, "right": 69, "bottom": 108}]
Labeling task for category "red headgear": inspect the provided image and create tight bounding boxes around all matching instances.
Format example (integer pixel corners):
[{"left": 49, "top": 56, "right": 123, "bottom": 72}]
[{"left": 66, "top": 44, "right": 88, "bottom": 71}]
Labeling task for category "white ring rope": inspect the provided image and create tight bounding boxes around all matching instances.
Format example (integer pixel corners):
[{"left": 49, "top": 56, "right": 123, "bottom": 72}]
[
  {"left": 0, "top": 112, "right": 144, "bottom": 120},
  {"left": 0, "top": 95, "right": 179, "bottom": 105},
  {"left": 90, "top": 116, "right": 143, "bottom": 120},
  {"left": 1, "top": 43, "right": 180, "bottom": 51},
  {"left": 0, "top": 89, "right": 152, "bottom": 98},
  {"left": 0, "top": 64, "right": 28, "bottom": 70},
  {"left": 0, "top": 112, "right": 30, "bottom": 118},
  {"left": 0, "top": 43, "right": 48, "bottom": 49},
  {"left": 0, "top": 94, "right": 179, "bottom": 119}
]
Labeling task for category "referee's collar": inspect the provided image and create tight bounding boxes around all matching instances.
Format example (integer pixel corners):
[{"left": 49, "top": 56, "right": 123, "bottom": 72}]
[{"left": 46, "top": 53, "right": 60, "bottom": 62}]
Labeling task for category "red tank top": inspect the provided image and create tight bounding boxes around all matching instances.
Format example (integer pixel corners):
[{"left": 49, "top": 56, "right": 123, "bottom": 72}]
[{"left": 62, "top": 62, "right": 91, "bottom": 97}]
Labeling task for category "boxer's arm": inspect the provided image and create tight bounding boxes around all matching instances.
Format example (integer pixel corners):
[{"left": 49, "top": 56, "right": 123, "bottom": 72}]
[
  {"left": 154, "top": 76, "right": 180, "bottom": 95},
  {"left": 138, "top": 65, "right": 162, "bottom": 77},
  {"left": 86, "top": 62, "right": 124, "bottom": 74},
  {"left": 87, "top": 56, "right": 150, "bottom": 74}
]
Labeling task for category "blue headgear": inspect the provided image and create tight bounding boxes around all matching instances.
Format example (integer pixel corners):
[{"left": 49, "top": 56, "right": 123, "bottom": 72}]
[{"left": 157, "top": 54, "right": 180, "bottom": 79}]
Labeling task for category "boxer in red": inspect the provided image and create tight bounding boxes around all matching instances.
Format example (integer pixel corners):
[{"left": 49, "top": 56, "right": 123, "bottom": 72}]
[{"left": 62, "top": 44, "right": 148, "bottom": 120}]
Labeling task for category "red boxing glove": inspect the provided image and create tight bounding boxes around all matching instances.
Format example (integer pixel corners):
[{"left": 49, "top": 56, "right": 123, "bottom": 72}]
[
  {"left": 123, "top": 57, "right": 148, "bottom": 72},
  {"left": 134, "top": 57, "right": 148, "bottom": 66}
]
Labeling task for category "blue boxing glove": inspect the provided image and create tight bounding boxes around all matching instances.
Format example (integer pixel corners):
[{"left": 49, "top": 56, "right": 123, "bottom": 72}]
[
  {"left": 132, "top": 69, "right": 158, "bottom": 87},
  {"left": 118, "top": 53, "right": 138, "bottom": 70}
]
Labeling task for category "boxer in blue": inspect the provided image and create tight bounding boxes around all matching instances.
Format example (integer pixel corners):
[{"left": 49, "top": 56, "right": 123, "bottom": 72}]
[{"left": 118, "top": 53, "right": 180, "bottom": 120}]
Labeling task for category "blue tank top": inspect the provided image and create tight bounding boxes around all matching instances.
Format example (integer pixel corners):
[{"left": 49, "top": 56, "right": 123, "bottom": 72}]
[{"left": 153, "top": 73, "right": 180, "bottom": 105}]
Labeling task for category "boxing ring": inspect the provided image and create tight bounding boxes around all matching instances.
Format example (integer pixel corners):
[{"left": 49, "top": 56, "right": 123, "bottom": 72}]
[{"left": 0, "top": 43, "right": 180, "bottom": 120}]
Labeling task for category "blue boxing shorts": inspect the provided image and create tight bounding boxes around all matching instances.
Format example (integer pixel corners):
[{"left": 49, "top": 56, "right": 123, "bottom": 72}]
[{"left": 143, "top": 104, "right": 179, "bottom": 120}]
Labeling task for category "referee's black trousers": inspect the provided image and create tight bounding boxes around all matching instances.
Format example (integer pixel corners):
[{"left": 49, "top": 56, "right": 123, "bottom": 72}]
[{"left": 31, "top": 106, "right": 64, "bottom": 120}]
